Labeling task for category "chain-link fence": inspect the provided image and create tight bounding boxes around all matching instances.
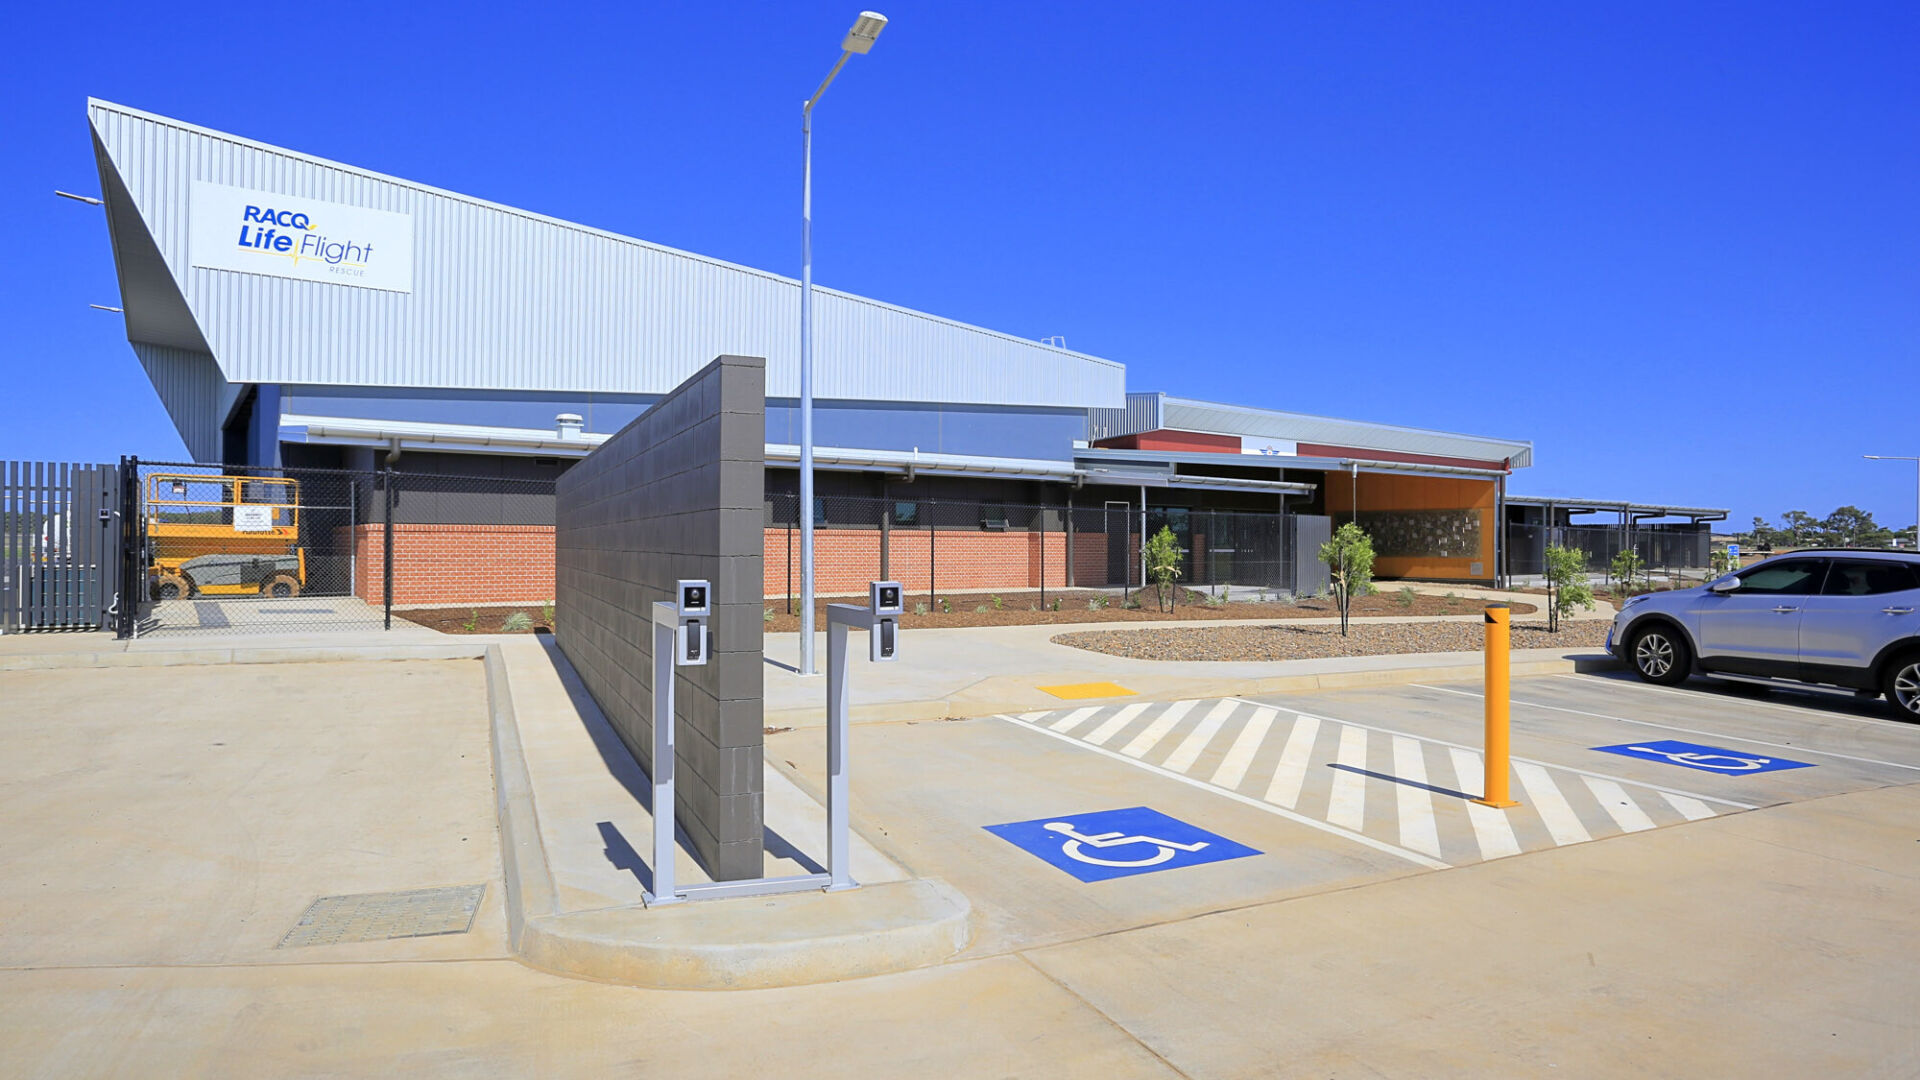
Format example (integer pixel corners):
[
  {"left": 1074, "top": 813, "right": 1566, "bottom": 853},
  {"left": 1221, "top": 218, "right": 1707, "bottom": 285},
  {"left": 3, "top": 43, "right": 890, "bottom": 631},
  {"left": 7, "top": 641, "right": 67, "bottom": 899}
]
[
  {"left": 763, "top": 494, "right": 1311, "bottom": 613},
  {"left": 128, "top": 461, "right": 557, "bottom": 637},
  {"left": 121, "top": 461, "right": 1318, "bottom": 636},
  {"left": 1504, "top": 521, "right": 1713, "bottom": 588}
]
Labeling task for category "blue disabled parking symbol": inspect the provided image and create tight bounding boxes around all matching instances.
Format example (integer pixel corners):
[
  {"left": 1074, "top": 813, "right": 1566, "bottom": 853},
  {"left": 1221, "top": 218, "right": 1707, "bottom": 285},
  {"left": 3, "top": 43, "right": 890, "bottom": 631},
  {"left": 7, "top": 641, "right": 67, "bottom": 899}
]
[
  {"left": 1592, "top": 739, "right": 1814, "bottom": 774},
  {"left": 984, "top": 806, "right": 1261, "bottom": 882}
]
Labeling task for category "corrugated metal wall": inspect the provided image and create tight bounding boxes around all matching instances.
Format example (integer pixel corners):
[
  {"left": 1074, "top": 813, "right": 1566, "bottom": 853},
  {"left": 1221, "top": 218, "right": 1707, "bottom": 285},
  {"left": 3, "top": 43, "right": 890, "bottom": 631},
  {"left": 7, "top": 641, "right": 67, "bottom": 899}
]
[
  {"left": 1161, "top": 399, "right": 1530, "bottom": 466},
  {"left": 129, "top": 343, "right": 227, "bottom": 461},
  {"left": 90, "top": 100, "right": 1125, "bottom": 410},
  {"left": 1086, "top": 392, "right": 1163, "bottom": 442}
]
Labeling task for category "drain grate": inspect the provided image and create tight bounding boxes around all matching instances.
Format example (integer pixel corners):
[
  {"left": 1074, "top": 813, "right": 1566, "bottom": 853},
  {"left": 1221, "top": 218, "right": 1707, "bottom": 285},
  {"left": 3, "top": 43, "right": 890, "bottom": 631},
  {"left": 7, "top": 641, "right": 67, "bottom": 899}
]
[{"left": 278, "top": 884, "right": 486, "bottom": 948}]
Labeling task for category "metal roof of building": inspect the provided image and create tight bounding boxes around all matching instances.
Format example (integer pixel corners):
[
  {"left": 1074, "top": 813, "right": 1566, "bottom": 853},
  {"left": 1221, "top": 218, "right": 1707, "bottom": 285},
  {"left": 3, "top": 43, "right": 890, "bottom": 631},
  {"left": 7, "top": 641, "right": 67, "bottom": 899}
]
[
  {"left": 1088, "top": 392, "right": 1535, "bottom": 469},
  {"left": 283, "top": 415, "right": 1316, "bottom": 494},
  {"left": 1506, "top": 495, "right": 1729, "bottom": 521},
  {"left": 1076, "top": 445, "right": 1512, "bottom": 480},
  {"left": 90, "top": 99, "right": 1126, "bottom": 458}
]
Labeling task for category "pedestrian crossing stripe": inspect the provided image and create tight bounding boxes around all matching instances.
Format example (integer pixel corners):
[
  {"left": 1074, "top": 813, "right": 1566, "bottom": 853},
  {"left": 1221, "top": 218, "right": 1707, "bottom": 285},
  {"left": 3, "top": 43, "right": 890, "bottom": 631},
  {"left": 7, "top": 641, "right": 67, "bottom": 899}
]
[{"left": 997, "top": 697, "right": 1753, "bottom": 871}]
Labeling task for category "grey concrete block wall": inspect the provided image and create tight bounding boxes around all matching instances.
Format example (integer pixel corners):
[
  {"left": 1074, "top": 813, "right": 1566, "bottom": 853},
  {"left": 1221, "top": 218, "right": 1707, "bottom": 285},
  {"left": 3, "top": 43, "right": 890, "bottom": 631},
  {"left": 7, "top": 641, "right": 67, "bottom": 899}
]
[{"left": 555, "top": 355, "right": 766, "bottom": 880}]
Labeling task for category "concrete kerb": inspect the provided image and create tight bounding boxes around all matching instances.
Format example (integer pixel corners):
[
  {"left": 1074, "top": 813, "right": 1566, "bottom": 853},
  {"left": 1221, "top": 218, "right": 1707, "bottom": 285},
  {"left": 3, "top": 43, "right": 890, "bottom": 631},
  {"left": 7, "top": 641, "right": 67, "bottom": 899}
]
[{"left": 478, "top": 642, "right": 971, "bottom": 989}]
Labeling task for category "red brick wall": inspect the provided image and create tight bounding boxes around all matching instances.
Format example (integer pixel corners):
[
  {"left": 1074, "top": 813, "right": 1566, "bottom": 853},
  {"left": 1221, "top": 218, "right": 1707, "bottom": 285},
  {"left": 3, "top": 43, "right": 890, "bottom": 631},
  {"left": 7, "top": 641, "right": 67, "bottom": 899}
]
[
  {"left": 350, "top": 521, "right": 1092, "bottom": 607},
  {"left": 348, "top": 523, "right": 555, "bottom": 605},
  {"left": 762, "top": 527, "right": 1071, "bottom": 597}
]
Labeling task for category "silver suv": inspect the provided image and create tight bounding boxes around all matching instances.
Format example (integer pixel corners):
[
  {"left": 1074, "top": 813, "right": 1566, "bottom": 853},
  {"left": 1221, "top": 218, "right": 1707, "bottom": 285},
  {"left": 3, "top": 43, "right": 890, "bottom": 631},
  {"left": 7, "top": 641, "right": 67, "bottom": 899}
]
[{"left": 1607, "top": 550, "right": 1920, "bottom": 718}]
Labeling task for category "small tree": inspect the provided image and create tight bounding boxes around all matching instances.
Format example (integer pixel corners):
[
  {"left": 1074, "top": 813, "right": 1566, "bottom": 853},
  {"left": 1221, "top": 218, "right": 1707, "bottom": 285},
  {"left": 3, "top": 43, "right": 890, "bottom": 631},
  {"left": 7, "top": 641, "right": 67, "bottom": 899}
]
[
  {"left": 1542, "top": 544, "right": 1594, "bottom": 632},
  {"left": 1709, "top": 546, "right": 1737, "bottom": 577},
  {"left": 1143, "top": 525, "right": 1183, "bottom": 613},
  {"left": 1610, "top": 547, "right": 1645, "bottom": 600},
  {"left": 1318, "top": 522, "right": 1376, "bottom": 637}
]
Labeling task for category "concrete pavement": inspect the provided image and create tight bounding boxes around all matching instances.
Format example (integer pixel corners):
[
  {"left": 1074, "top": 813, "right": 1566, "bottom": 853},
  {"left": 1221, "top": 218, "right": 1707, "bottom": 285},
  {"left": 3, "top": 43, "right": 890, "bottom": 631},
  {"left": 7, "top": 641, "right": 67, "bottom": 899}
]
[
  {"left": 763, "top": 619, "right": 1613, "bottom": 728},
  {"left": 2, "top": 629, "right": 1915, "bottom": 1074}
]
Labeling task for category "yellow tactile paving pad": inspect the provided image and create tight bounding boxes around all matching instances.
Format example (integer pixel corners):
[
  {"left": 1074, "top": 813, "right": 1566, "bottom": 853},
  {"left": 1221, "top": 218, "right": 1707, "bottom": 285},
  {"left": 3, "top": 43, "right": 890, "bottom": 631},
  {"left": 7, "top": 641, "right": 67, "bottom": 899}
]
[{"left": 1038, "top": 681, "right": 1137, "bottom": 700}]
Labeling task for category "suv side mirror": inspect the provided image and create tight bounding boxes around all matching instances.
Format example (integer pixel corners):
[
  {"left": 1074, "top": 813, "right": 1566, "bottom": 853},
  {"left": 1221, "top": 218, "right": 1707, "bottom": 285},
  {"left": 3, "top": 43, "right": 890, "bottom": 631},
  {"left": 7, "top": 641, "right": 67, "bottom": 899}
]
[{"left": 1709, "top": 577, "right": 1740, "bottom": 594}]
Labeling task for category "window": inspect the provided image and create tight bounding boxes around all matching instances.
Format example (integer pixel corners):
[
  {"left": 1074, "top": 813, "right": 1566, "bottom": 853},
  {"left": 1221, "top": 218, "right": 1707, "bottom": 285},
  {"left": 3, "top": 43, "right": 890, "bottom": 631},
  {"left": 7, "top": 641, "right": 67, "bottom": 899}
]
[
  {"left": 1731, "top": 559, "right": 1827, "bottom": 596},
  {"left": 980, "top": 502, "right": 1008, "bottom": 530},
  {"left": 1820, "top": 559, "right": 1920, "bottom": 597},
  {"left": 812, "top": 497, "right": 827, "bottom": 527},
  {"left": 891, "top": 501, "right": 919, "bottom": 527}
]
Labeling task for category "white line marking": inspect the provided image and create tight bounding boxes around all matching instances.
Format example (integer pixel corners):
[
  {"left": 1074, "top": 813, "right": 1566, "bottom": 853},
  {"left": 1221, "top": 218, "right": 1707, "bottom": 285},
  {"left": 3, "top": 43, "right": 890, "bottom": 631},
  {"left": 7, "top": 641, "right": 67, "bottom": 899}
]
[
  {"left": 1392, "top": 735, "right": 1442, "bottom": 858},
  {"left": 1227, "top": 699, "right": 1755, "bottom": 809},
  {"left": 995, "top": 715, "right": 1449, "bottom": 870},
  {"left": 1264, "top": 714, "right": 1321, "bottom": 809},
  {"left": 1660, "top": 791, "right": 1718, "bottom": 822},
  {"left": 1549, "top": 672, "right": 1904, "bottom": 728},
  {"left": 1327, "top": 726, "right": 1369, "bottom": 831},
  {"left": 1410, "top": 683, "right": 1920, "bottom": 773},
  {"left": 1582, "top": 776, "right": 1656, "bottom": 833},
  {"left": 1448, "top": 747, "right": 1521, "bottom": 859},
  {"left": 1211, "top": 707, "right": 1276, "bottom": 789},
  {"left": 1164, "top": 699, "right": 1238, "bottom": 773},
  {"left": 1048, "top": 706, "right": 1101, "bottom": 733},
  {"left": 1121, "top": 699, "right": 1197, "bottom": 758},
  {"left": 1017, "top": 711, "right": 1051, "bottom": 723},
  {"left": 1514, "top": 761, "right": 1591, "bottom": 845},
  {"left": 1084, "top": 702, "right": 1151, "bottom": 746}
]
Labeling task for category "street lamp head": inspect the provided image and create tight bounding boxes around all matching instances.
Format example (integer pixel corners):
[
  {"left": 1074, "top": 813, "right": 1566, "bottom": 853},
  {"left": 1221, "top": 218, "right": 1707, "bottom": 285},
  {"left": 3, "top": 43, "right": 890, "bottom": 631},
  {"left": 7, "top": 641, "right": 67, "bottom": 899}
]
[{"left": 843, "top": 11, "right": 887, "bottom": 54}]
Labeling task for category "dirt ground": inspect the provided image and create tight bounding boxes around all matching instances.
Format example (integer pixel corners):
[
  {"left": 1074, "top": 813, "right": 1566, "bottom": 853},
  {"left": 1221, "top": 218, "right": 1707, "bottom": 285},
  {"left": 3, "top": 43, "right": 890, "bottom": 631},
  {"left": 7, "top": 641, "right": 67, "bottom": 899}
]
[
  {"left": 1053, "top": 618, "right": 1607, "bottom": 662},
  {"left": 397, "top": 589, "right": 1537, "bottom": 635},
  {"left": 760, "top": 588, "right": 1536, "bottom": 632},
  {"left": 395, "top": 606, "right": 553, "bottom": 635}
]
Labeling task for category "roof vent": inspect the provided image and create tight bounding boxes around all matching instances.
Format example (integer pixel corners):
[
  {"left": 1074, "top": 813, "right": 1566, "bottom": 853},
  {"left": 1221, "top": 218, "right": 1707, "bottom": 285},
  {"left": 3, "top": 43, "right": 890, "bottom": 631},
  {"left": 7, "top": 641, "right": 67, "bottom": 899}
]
[{"left": 555, "top": 413, "right": 584, "bottom": 440}]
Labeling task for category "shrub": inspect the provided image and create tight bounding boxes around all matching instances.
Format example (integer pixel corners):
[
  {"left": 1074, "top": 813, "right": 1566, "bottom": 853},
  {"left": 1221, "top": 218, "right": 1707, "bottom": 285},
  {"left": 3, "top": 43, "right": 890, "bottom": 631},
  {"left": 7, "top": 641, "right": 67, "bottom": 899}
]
[
  {"left": 913, "top": 602, "right": 930, "bottom": 616},
  {"left": 939, "top": 597, "right": 951, "bottom": 614},
  {"left": 541, "top": 600, "right": 555, "bottom": 626},
  {"left": 1396, "top": 586, "right": 1417, "bottom": 609},
  {"left": 1543, "top": 544, "right": 1596, "bottom": 632},
  {"left": 1317, "top": 522, "right": 1377, "bottom": 637},
  {"left": 1611, "top": 548, "right": 1646, "bottom": 599},
  {"left": 990, "top": 594, "right": 1004, "bottom": 610},
  {"left": 461, "top": 608, "right": 479, "bottom": 633},
  {"left": 974, "top": 604, "right": 991, "bottom": 613},
  {"left": 502, "top": 611, "right": 534, "bottom": 632},
  {"left": 1143, "top": 526, "right": 1183, "bottom": 613},
  {"left": 763, "top": 608, "right": 775, "bottom": 624}
]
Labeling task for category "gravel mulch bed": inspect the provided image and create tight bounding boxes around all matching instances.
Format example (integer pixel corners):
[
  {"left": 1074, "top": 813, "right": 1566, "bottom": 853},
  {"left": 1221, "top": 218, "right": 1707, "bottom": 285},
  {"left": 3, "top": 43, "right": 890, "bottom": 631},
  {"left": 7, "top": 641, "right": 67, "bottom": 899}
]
[
  {"left": 393, "top": 606, "right": 552, "bottom": 634},
  {"left": 1052, "top": 619, "right": 1607, "bottom": 662},
  {"left": 763, "top": 589, "right": 1534, "bottom": 632}
]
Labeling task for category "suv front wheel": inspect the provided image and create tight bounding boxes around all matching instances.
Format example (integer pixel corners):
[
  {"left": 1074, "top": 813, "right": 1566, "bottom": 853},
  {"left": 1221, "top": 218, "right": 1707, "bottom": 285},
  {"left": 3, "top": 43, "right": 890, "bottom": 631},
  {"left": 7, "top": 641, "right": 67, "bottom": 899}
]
[
  {"left": 1630, "top": 625, "right": 1691, "bottom": 686},
  {"left": 1885, "top": 651, "right": 1920, "bottom": 720}
]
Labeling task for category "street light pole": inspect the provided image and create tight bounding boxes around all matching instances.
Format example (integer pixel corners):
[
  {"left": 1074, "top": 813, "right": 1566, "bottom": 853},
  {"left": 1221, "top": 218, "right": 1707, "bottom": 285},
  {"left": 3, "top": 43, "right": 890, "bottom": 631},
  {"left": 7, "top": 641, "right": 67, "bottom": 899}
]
[
  {"left": 799, "top": 11, "right": 887, "bottom": 676},
  {"left": 1864, "top": 455, "right": 1920, "bottom": 549}
]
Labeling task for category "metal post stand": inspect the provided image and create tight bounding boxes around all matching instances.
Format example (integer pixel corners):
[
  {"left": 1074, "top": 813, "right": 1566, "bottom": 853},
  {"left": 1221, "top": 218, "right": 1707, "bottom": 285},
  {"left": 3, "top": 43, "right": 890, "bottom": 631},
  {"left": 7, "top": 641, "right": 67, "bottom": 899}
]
[{"left": 644, "top": 600, "right": 683, "bottom": 906}]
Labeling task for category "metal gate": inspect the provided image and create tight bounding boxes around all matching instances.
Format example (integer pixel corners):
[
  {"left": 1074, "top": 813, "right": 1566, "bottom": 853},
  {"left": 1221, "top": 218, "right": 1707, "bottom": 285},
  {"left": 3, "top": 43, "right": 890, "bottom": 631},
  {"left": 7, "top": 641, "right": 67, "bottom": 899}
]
[{"left": 1, "top": 460, "right": 125, "bottom": 632}]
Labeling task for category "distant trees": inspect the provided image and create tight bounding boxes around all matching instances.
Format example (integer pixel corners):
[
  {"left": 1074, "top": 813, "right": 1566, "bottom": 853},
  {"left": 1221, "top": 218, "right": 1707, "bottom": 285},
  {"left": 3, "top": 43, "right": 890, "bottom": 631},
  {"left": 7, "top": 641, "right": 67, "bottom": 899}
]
[{"left": 1741, "top": 507, "right": 1898, "bottom": 550}]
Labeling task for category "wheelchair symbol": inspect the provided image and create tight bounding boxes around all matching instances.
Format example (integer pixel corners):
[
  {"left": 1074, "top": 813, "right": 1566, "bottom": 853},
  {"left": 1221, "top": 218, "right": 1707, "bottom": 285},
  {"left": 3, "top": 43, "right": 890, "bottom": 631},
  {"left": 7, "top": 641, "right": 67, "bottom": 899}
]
[
  {"left": 1042, "top": 821, "right": 1211, "bottom": 867},
  {"left": 1626, "top": 746, "right": 1771, "bottom": 771}
]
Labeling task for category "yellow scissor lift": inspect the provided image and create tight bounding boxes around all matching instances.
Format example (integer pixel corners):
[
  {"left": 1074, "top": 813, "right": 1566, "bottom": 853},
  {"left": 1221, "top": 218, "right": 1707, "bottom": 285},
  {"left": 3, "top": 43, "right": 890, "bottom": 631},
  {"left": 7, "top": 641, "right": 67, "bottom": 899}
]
[{"left": 145, "top": 473, "right": 306, "bottom": 600}]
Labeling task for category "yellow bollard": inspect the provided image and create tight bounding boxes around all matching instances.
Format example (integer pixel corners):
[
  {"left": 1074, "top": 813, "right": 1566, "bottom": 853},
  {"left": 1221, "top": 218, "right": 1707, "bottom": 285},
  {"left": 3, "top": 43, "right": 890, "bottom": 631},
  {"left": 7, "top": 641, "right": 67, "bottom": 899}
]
[{"left": 1474, "top": 602, "right": 1520, "bottom": 809}]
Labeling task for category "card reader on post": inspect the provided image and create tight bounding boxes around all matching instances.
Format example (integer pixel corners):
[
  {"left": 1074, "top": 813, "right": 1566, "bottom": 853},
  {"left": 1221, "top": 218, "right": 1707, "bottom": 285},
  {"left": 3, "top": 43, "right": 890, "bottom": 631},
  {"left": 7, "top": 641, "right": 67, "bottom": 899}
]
[
  {"left": 675, "top": 579, "right": 710, "bottom": 667},
  {"left": 868, "top": 580, "right": 902, "bottom": 662}
]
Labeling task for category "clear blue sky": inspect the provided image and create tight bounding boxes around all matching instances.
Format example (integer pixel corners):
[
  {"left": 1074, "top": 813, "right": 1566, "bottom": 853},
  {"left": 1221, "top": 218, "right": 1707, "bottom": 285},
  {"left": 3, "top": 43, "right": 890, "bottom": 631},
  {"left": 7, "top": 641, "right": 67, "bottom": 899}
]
[{"left": 3, "top": 2, "right": 1915, "bottom": 530}]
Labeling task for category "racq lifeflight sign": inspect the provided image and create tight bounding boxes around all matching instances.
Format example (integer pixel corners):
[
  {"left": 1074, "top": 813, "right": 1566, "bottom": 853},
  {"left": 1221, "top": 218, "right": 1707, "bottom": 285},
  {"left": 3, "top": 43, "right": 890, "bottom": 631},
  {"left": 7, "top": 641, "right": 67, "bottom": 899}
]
[{"left": 189, "top": 181, "right": 414, "bottom": 293}]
